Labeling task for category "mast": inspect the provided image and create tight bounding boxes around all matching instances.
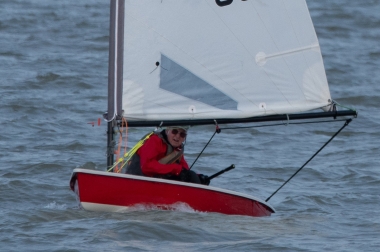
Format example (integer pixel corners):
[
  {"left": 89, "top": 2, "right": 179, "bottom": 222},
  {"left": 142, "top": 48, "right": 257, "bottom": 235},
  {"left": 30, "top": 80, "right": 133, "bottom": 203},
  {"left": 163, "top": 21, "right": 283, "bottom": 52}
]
[{"left": 106, "top": 0, "right": 124, "bottom": 167}]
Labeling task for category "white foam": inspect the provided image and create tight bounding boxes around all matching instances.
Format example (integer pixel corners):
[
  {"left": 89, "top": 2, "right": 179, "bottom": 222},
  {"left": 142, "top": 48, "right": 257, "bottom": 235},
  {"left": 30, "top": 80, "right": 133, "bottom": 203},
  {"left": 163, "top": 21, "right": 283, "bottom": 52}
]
[
  {"left": 129, "top": 202, "right": 197, "bottom": 213},
  {"left": 44, "top": 201, "right": 67, "bottom": 210}
]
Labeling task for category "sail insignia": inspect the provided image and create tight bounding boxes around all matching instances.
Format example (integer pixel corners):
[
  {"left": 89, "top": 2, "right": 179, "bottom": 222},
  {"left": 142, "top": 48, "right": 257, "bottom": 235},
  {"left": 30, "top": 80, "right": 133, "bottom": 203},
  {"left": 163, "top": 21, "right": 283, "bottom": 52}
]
[
  {"left": 159, "top": 54, "right": 238, "bottom": 110},
  {"left": 215, "top": 0, "right": 233, "bottom": 7}
]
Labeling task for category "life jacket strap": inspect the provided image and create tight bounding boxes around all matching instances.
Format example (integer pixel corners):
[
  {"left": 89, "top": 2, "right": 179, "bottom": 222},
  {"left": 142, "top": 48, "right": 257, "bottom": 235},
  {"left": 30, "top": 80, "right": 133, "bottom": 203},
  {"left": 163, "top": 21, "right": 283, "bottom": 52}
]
[{"left": 158, "top": 148, "right": 184, "bottom": 165}]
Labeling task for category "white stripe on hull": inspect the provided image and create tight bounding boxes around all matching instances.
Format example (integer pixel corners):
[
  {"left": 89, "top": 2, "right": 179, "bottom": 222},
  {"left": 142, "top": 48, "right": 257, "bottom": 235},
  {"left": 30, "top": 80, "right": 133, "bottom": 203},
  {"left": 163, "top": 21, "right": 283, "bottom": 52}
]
[{"left": 81, "top": 202, "right": 131, "bottom": 212}]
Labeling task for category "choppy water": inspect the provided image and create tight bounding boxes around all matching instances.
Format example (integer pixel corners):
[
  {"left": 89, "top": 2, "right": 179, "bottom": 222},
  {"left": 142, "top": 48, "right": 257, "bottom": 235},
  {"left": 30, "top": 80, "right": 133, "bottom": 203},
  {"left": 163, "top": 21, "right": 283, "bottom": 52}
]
[{"left": 1, "top": 0, "right": 379, "bottom": 251}]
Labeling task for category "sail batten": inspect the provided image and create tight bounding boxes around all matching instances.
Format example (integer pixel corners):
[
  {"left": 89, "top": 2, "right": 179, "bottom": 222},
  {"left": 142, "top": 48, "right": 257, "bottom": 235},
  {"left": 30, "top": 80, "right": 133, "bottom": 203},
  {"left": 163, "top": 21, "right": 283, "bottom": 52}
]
[{"left": 120, "top": 0, "right": 334, "bottom": 122}]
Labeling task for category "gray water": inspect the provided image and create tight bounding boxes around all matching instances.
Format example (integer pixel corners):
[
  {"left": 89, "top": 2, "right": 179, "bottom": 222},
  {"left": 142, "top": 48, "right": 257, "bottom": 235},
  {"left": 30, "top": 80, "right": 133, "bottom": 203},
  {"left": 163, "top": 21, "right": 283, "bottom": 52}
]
[{"left": 1, "top": 1, "right": 379, "bottom": 251}]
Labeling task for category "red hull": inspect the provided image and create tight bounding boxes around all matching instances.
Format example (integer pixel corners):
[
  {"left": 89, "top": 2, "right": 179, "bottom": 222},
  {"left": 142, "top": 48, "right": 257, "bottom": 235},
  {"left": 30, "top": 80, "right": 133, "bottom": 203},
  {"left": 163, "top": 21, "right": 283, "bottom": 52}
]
[{"left": 70, "top": 168, "right": 274, "bottom": 217}]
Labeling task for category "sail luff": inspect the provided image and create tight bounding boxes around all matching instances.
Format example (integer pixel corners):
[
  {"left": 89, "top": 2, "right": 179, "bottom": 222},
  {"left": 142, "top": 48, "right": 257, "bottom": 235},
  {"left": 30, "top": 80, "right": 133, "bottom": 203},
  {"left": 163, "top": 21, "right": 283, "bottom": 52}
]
[
  {"left": 106, "top": 0, "right": 125, "bottom": 167},
  {"left": 116, "top": 0, "right": 124, "bottom": 118},
  {"left": 106, "top": 0, "right": 124, "bottom": 121},
  {"left": 106, "top": 0, "right": 116, "bottom": 121}
]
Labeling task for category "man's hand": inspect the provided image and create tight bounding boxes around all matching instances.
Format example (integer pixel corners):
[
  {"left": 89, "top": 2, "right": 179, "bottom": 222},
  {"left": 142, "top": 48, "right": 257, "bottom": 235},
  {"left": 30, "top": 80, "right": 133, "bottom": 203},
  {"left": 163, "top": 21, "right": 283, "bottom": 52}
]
[
  {"left": 198, "top": 174, "right": 210, "bottom": 185},
  {"left": 179, "top": 168, "right": 191, "bottom": 182}
]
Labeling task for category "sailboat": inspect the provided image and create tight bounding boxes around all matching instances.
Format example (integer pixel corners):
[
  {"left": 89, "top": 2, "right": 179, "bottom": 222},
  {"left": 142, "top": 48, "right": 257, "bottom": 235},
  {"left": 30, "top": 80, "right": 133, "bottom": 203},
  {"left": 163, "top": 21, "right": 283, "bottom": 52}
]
[{"left": 70, "top": 0, "right": 356, "bottom": 217}]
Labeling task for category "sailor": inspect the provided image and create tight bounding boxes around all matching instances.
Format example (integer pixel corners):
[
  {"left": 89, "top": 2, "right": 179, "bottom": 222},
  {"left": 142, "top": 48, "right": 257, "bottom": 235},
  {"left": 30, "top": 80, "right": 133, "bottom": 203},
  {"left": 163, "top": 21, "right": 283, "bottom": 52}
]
[{"left": 126, "top": 126, "right": 210, "bottom": 185}]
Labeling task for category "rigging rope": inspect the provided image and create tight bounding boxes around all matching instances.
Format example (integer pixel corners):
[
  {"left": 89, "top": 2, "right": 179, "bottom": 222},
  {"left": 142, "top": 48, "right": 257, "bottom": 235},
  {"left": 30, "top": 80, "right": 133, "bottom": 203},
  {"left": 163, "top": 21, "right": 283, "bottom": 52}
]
[
  {"left": 189, "top": 118, "right": 349, "bottom": 169},
  {"left": 189, "top": 124, "right": 221, "bottom": 169},
  {"left": 107, "top": 131, "right": 154, "bottom": 172},
  {"left": 265, "top": 118, "right": 352, "bottom": 202},
  {"left": 111, "top": 117, "right": 129, "bottom": 173},
  {"left": 333, "top": 100, "right": 357, "bottom": 112},
  {"left": 113, "top": 126, "right": 123, "bottom": 173}
]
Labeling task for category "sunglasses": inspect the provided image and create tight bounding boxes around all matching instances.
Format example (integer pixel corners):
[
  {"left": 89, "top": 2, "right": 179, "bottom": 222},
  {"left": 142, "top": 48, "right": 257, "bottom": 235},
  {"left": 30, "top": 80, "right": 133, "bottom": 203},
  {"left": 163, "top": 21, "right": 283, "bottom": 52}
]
[{"left": 171, "top": 129, "right": 187, "bottom": 138}]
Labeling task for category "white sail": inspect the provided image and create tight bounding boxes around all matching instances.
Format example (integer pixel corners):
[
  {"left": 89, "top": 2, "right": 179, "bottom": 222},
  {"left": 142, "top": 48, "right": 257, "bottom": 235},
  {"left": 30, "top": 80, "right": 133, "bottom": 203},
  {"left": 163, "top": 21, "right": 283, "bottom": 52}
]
[{"left": 121, "top": 0, "right": 332, "bottom": 122}]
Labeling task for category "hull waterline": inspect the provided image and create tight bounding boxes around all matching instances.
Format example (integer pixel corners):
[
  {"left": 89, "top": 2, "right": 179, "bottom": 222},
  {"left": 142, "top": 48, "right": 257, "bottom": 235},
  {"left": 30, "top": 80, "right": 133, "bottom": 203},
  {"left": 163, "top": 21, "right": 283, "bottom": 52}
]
[{"left": 70, "top": 168, "right": 275, "bottom": 217}]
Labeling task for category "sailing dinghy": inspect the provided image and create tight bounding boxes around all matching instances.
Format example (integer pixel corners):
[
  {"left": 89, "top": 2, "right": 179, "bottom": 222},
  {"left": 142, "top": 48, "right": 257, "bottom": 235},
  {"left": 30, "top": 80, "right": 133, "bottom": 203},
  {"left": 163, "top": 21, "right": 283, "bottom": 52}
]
[{"left": 70, "top": 0, "right": 356, "bottom": 217}]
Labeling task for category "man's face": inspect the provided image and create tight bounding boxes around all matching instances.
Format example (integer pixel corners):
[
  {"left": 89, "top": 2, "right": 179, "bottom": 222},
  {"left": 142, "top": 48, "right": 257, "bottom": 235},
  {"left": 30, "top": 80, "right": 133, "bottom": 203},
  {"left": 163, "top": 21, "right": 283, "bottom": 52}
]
[{"left": 166, "top": 128, "right": 187, "bottom": 148}]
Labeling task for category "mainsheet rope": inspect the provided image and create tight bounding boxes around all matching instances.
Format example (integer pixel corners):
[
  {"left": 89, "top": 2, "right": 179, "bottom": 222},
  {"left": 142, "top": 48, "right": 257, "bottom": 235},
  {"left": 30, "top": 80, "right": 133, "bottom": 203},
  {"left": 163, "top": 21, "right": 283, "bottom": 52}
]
[
  {"left": 265, "top": 118, "right": 352, "bottom": 202},
  {"left": 190, "top": 118, "right": 350, "bottom": 169},
  {"left": 189, "top": 124, "right": 221, "bottom": 170}
]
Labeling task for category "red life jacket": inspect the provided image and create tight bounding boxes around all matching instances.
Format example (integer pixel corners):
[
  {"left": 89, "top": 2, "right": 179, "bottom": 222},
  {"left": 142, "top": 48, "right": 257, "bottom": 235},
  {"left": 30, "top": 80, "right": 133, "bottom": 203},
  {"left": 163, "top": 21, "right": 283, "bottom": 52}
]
[{"left": 125, "top": 131, "right": 185, "bottom": 177}]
